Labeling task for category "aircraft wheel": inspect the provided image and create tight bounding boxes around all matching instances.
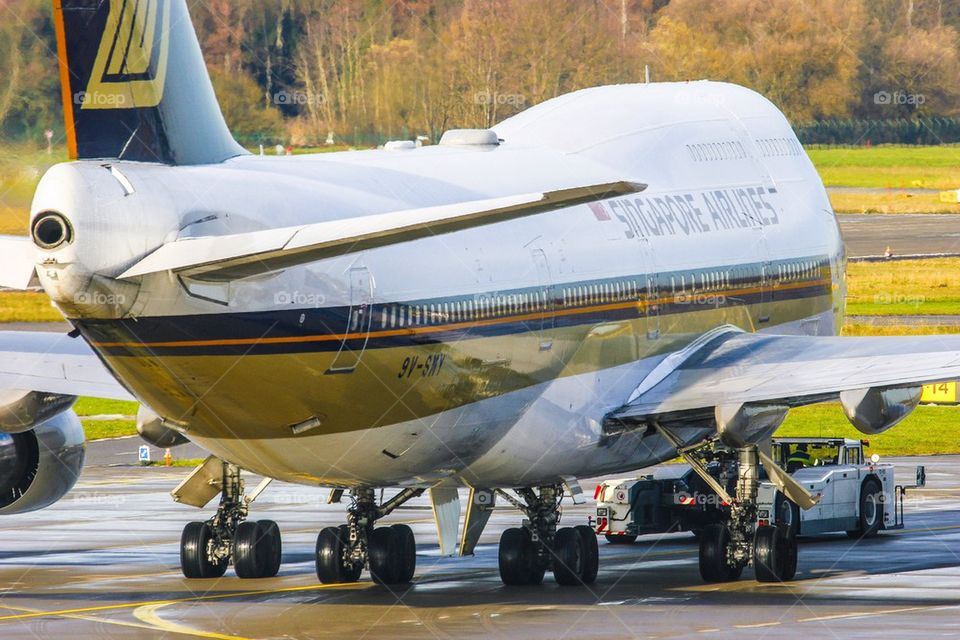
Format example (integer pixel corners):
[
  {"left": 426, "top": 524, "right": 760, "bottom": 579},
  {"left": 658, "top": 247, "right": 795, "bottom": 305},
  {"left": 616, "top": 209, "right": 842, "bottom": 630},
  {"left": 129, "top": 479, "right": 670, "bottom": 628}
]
[
  {"left": 847, "top": 478, "right": 883, "bottom": 539},
  {"left": 575, "top": 525, "right": 599, "bottom": 585},
  {"left": 754, "top": 525, "right": 789, "bottom": 583},
  {"left": 498, "top": 527, "right": 543, "bottom": 585},
  {"left": 779, "top": 528, "right": 798, "bottom": 582},
  {"left": 552, "top": 527, "right": 584, "bottom": 586},
  {"left": 257, "top": 520, "right": 283, "bottom": 578},
  {"left": 775, "top": 493, "right": 800, "bottom": 538},
  {"left": 604, "top": 533, "right": 638, "bottom": 545},
  {"left": 390, "top": 524, "right": 417, "bottom": 584},
  {"left": 233, "top": 520, "right": 281, "bottom": 578},
  {"left": 699, "top": 523, "right": 742, "bottom": 583},
  {"left": 316, "top": 525, "right": 360, "bottom": 584},
  {"left": 369, "top": 527, "right": 403, "bottom": 585},
  {"left": 180, "top": 521, "right": 227, "bottom": 579}
]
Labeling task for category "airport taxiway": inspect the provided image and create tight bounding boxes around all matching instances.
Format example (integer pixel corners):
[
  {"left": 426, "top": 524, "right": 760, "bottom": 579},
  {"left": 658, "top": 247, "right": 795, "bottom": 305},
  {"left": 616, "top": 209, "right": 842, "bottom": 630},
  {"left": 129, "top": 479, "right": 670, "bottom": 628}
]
[
  {"left": 838, "top": 213, "right": 960, "bottom": 257},
  {"left": 0, "top": 450, "right": 959, "bottom": 639}
]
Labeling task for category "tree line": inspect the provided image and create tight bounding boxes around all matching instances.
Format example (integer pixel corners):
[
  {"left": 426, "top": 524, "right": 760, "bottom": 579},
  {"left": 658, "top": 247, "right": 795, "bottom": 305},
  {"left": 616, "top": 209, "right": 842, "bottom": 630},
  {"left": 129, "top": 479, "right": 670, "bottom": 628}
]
[{"left": 3, "top": 0, "right": 960, "bottom": 146}]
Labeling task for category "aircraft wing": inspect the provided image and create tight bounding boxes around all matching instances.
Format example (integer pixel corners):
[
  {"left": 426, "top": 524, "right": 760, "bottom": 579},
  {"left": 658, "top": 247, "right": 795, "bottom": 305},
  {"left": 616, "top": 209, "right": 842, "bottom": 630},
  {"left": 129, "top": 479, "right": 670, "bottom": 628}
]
[
  {"left": 0, "top": 331, "right": 133, "bottom": 401},
  {"left": 608, "top": 326, "right": 960, "bottom": 426},
  {"left": 119, "top": 181, "right": 643, "bottom": 282},
  {"left": 0, "top": 236, "right": 39, "bottom": 290}
]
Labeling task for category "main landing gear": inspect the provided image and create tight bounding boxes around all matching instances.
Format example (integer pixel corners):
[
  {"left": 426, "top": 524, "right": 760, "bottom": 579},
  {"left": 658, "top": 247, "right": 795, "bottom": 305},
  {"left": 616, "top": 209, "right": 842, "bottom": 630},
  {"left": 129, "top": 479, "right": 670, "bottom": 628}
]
[
  {"left": 496, "top": 485, "right": 599, "bottom": 586},
  {"left": 696, "top": 445, "right": 798, "bottom": 583},
  {"left": 315, "top": 487, "right": 424, "bottom": 586},
  {"left": 180, "top": 462, "right": 282, "bottom": 579}
]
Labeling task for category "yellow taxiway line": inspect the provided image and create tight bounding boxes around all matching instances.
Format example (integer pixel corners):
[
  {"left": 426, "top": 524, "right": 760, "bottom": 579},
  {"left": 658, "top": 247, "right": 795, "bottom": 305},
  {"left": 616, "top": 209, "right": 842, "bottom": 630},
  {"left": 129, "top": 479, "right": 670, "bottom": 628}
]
[{"left": 0, "top": 581, "right": 364, "bottom": 623}]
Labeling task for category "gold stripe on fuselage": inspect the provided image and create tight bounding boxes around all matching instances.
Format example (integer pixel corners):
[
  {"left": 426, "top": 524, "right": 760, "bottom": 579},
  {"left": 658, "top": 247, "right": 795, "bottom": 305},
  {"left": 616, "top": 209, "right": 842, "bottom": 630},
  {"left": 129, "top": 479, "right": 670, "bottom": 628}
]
[{"left": 98, "top": 290, "right": 833, "bottom": 444}]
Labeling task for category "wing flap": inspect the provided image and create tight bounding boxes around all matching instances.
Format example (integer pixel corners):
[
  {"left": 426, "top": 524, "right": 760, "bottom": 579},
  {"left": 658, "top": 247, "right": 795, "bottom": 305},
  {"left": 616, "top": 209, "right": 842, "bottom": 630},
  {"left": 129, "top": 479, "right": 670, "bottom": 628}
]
[{"left": 120, "top": 181, "right": 644, "bottom": 282}]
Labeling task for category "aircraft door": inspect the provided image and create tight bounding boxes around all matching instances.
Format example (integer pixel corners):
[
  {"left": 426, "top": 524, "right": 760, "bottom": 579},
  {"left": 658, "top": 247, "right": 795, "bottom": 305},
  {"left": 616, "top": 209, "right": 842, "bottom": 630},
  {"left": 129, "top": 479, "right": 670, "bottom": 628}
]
[
  {"left": 531, "top": 249, "right": 554, "bottom": 351},
  {"left": 640, "top": 238, "right": 660, "bottom": 340},
  {"left": 757, "top": 231, "right": 773, "bottom": 327},
  {"left": 327, "top": 267, "right": 374, "bottom": 373}
]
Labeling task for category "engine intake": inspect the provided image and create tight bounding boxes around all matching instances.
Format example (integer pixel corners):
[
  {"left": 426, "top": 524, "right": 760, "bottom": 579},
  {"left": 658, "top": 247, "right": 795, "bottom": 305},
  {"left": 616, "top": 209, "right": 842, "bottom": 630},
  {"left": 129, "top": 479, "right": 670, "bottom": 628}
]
[{"left": 0, "top": 411, "right": 84, "bottom": 515}]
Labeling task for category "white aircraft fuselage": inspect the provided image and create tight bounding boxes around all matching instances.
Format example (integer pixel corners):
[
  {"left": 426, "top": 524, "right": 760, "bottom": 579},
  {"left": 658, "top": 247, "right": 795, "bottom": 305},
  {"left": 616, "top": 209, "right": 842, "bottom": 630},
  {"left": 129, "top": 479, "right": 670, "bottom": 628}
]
[{"left": 31, "top": 82, "right": 844, "bottom": 489}]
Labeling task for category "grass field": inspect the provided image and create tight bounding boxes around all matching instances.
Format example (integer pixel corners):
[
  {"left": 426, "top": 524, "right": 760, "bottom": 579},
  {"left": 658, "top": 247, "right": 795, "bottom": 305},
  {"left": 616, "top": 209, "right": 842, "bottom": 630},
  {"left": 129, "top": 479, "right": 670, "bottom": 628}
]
[
  {"left": 828, "top": 190, "right": 960, "bottom": 214},
  {"left": 0, "top": 292, "right": 64, "bottom": 322},
  {"left": 808, "top": 146, "right": 960, "bottom": 190},
  {"left": 0, "top": 144, "right": 68, "bottom": 236},
  {"left": 778, "top": 403, "right": 960, "bottom": 457},
  {"left": 845, "top": 258, "right": 960, "bottom": 316}
]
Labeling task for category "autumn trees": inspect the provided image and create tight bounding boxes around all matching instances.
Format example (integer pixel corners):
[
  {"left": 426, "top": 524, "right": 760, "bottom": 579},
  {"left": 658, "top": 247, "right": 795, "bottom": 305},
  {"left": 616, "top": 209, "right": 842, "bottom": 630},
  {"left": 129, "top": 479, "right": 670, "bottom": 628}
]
[{"left": 2, "top": 0, "right": 960, "bottom": 145}]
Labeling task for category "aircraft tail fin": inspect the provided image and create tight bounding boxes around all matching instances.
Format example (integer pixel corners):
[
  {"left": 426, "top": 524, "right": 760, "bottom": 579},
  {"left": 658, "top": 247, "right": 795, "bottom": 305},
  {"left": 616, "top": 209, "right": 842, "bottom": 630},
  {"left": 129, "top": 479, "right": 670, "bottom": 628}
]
[{"left": 53, "top": 0, "right": 246, "bottom": 165}]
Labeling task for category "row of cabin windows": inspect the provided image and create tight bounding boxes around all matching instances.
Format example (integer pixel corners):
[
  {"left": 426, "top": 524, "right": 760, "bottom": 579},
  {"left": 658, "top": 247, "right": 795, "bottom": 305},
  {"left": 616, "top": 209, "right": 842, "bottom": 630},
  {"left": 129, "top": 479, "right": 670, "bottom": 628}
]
[
  {"left": 369, "top": 261, "right": 824, "bottom": 330},
  {"left": 778, "top": 260, "right": 820, "bottom": 283},
  {"left": 686, "top": 140, "right": 748, "bottom": 163},
  {"left": 560, "top": 281, "right": 641, "bottom": 308},
  {"left": 756, "top": 137, "right": 802, "bottom": 157},
  {"left": 378, "top": 291, "right": 552, "bottom": 329}
]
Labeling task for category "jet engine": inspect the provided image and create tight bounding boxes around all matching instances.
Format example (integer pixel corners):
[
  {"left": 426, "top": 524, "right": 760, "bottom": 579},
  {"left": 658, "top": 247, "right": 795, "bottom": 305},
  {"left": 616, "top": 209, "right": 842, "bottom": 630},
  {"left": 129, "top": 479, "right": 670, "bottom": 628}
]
[
  {"left": 0, "top": 410, "right": 85, "bottom": 515},
  {"left": 0, "top": 389, "right": 76, "bottom": 434},
  {"left": 839, "top": 386, "right": 922, "bottom": 435}
]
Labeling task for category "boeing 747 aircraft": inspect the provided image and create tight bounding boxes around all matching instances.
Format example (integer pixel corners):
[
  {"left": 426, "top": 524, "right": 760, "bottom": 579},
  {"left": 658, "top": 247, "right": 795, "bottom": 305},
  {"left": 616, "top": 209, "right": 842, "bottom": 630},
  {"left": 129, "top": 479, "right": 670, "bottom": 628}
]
[{"left": 0, "top": 0, "right": 954, "bottom": 586}]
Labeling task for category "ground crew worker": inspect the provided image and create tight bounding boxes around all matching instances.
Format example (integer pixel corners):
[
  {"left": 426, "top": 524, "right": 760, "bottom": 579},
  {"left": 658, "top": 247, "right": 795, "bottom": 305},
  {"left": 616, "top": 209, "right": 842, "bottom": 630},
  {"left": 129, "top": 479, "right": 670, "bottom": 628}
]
[{"left": 787, "top": 444, "right": 812, "bottom": 471}]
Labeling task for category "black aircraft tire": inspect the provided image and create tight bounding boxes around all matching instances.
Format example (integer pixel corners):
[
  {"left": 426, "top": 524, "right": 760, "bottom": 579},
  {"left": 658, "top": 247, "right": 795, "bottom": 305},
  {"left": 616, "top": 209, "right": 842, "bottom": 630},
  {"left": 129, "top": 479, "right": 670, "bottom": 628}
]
[
  {"left": 368, "top": 527, "right": 402, "bottom": 585},
  {"left": 754, "top": 525, "right": 784, "bottom": 583},
  {"left": 181, "top": 521, "right": 227, "bottom": 579},
  {"left": 257, "top": 520, "right": 283, "bottom": 578},
  {"left": 699, "top": 524, "right": 742, "bottom": 583},
  {"left": 575, "top": 525, "right": 599, "bottom": 585},
  {"left": 499, "top": 527, "right": 533, "bottom": 586},
  {"left": 552, "top": 527, "right": 584, "bottom": 586},
  {"left": 391, "top": 524, "right": 417, "bottom": 584}
]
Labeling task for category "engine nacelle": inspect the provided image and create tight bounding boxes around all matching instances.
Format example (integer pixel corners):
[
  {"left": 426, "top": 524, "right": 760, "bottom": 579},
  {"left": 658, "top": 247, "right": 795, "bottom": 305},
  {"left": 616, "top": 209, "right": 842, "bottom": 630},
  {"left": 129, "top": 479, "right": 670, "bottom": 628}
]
[
  {"left": 136, "top": 406, "right": 189, "bottom": 448},
  {"left": 839, "top": 386, "right": 922, "bottom": 436},
  {"left": 0, "top": 389, "right": 77, "bottom": 434},
  {"left": 0, "top": 410, "right": 85, "bottom": 515}
]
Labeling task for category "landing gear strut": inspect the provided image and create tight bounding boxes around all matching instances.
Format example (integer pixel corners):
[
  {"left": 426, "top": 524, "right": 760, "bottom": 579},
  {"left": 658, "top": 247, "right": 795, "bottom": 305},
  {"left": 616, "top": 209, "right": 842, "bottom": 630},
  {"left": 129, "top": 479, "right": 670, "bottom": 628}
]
[
  {"left": 693, "top": 444, "right": 798, "bottom": 583},
  {"left": 315, "top": 487, "right": 424, "bottom": 585},
  {"left": 180, "top": 462, "right": 281, "bottom": 579},
  {"left": 496, "top": 485, "right": 599, "bottom": 586}
]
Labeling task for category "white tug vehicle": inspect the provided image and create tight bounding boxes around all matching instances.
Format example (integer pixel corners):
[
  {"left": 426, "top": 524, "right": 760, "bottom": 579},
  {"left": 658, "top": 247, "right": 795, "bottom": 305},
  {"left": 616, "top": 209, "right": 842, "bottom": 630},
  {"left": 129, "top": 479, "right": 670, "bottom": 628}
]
[{"left": 593, "top": 437, "right": 924, "bottom": 574}]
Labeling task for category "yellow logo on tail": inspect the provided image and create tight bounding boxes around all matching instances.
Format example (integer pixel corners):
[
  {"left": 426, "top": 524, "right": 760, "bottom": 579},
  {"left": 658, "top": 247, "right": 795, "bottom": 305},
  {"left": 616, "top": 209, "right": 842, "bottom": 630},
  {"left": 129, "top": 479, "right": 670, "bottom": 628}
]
[{"left": 81, "top": 0, "right": 170, "bottom": 110}]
